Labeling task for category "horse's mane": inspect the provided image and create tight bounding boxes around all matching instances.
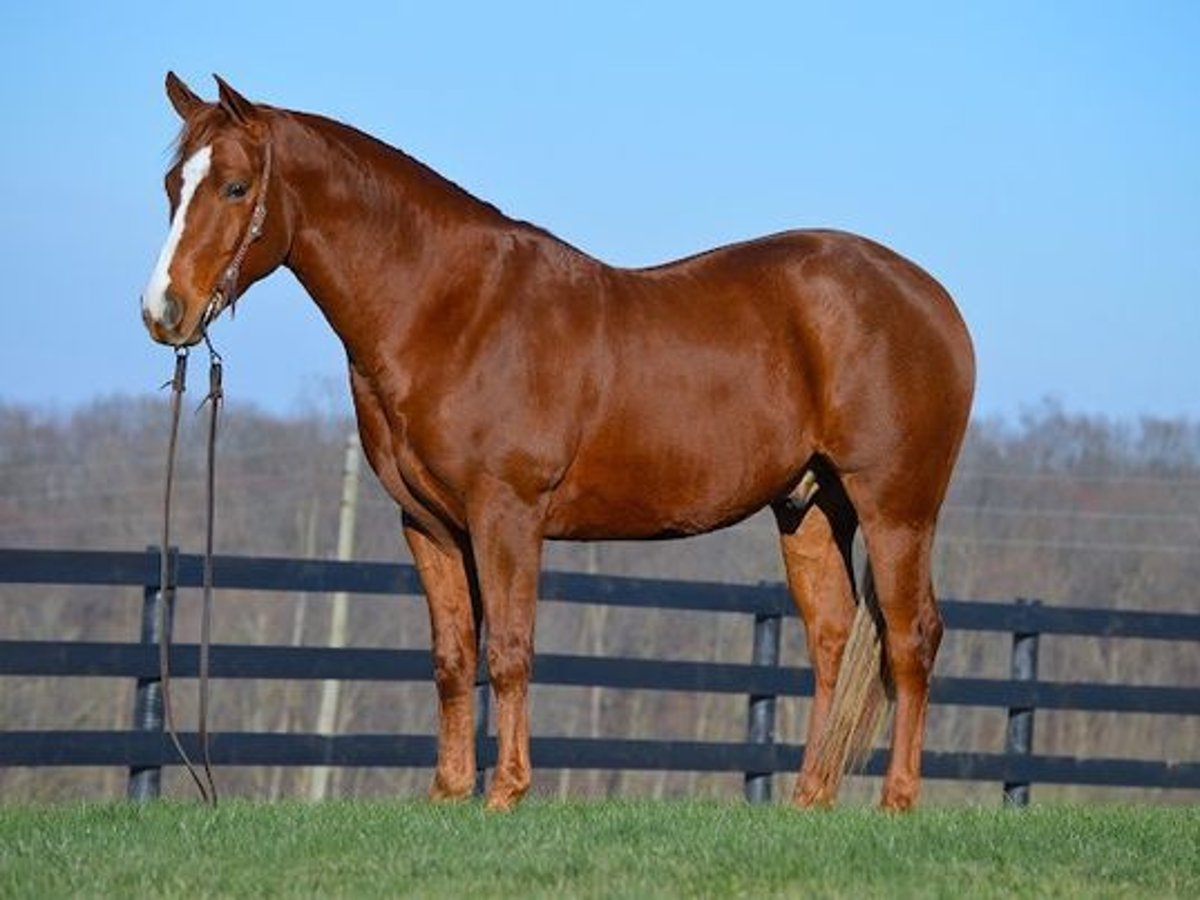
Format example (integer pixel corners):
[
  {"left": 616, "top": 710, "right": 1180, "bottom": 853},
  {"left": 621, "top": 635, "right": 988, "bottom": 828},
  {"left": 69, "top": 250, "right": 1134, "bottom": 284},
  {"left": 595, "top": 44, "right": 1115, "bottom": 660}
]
[{"left": 169, "top": 102, "right": 582, "bottom": 257}]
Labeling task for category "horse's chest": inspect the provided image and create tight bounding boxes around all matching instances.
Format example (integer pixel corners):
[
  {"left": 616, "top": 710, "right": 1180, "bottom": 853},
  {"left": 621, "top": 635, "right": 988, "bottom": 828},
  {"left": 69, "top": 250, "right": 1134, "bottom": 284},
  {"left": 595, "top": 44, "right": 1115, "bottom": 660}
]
[{"left": 352, "top": 373, "right": 467, "bottom": 531}]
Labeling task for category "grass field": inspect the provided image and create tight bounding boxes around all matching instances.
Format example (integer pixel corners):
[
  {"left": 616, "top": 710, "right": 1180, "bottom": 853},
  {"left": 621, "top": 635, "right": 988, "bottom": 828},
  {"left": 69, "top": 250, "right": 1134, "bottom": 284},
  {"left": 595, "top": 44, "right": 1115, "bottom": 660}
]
[{"left": 1, "top": 800, "right": 1196, "bottom": 898}]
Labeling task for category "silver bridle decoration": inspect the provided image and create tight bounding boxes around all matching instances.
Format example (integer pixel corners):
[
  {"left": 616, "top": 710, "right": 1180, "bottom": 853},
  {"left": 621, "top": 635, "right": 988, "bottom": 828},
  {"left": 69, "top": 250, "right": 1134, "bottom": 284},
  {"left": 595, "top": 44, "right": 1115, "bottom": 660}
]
[{"left": 202, "top": 141, "right": 272, "bottom": 330}]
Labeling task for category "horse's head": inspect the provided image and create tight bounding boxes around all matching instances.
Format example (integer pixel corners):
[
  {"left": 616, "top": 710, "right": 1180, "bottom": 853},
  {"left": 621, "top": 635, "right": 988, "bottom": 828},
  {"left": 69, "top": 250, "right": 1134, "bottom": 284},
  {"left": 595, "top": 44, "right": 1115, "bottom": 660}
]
[{"left": 141, "top": 73, "right": 289, "bottom": 347}]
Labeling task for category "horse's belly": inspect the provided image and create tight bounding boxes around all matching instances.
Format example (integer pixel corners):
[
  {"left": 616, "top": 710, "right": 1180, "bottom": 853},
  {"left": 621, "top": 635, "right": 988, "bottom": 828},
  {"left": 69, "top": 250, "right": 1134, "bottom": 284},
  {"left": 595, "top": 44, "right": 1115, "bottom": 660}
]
[
  {"left": 543, "top": 425, "right": 808, "bottom": 540},
  {"left": 544, "top": 494, "right": 769, "bottom": 540}
]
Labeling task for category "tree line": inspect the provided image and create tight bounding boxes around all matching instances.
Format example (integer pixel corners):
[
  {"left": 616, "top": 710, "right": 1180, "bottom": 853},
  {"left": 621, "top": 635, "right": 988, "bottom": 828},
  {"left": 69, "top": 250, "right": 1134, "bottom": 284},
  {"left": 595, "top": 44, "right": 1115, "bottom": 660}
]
[{"left": 1, "top": 396, "right": 1196, "bottom": 803}]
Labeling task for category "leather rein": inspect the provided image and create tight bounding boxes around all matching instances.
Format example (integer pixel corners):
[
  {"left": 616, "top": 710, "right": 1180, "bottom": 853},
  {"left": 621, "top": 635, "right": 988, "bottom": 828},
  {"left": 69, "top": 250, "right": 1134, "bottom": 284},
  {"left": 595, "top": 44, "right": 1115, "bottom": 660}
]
[{"left": 157, "top": 140, "right": 271, "bottom": 805}]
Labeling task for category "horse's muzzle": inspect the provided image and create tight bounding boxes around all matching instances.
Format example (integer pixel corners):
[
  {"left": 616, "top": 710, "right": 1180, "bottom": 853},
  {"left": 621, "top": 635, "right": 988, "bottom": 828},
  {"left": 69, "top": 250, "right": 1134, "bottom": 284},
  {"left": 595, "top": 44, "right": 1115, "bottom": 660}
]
[{"left": 142, "top": 291, "right": 203, "bottom": 347}]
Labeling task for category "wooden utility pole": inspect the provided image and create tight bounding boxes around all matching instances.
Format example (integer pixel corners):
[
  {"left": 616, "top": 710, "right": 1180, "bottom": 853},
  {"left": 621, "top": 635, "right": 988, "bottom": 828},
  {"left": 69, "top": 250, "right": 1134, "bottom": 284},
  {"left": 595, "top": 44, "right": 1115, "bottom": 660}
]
[{"left": 308, "top": 432, "right": 361, "bottom": 801}]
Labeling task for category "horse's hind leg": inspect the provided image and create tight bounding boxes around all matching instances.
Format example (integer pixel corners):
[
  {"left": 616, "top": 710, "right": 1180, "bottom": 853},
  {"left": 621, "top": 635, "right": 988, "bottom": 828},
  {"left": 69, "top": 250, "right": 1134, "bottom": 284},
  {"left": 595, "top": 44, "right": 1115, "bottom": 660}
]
[
  {"left": 773, "top": 477, "right": 858, "bottom": 807},
  {"left": 843, "top": 487, "right": 943, "bottom": 811}
]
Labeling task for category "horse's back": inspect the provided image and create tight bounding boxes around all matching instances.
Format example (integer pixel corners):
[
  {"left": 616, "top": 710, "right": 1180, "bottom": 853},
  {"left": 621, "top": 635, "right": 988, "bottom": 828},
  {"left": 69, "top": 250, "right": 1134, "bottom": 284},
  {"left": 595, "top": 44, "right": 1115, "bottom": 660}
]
[
  {"left": 542, "top": 229, "right": 973, "bottom": 538},
  {"left": 604, "top": 227, "right": 974, "bottom": 452}
]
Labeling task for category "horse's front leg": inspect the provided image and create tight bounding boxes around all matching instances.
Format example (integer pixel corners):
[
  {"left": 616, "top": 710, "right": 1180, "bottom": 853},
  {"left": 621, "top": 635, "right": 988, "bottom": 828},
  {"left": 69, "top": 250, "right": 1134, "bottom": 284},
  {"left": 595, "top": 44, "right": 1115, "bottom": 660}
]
[
  {"left": 467, "top": 484, "right": 545, "bottom": 811},
  {"left": 404, "top": 516, "right": 480, "bottom": 801}
]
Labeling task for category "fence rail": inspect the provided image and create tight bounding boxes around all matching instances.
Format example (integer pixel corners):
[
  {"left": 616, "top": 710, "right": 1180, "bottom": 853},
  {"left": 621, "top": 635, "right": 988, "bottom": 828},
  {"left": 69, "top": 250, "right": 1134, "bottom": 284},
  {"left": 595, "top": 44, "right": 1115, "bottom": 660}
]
[{"left": 1, "top": 547, "right": 1197, "bottom": 803}]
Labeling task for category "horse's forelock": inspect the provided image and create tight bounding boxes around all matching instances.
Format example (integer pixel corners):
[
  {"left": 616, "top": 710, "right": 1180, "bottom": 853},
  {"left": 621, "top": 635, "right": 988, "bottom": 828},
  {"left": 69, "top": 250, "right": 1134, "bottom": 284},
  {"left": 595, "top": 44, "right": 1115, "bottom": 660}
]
[{"left": 171, "top": 108, "right": 227, "bottom": 169}]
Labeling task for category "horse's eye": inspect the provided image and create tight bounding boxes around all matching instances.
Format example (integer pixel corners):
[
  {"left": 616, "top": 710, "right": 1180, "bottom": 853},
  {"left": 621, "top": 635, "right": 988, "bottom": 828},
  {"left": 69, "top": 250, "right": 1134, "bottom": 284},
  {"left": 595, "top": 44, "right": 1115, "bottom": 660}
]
[{"left": 223, "top": 181, "right": 249, "bottom": 200}]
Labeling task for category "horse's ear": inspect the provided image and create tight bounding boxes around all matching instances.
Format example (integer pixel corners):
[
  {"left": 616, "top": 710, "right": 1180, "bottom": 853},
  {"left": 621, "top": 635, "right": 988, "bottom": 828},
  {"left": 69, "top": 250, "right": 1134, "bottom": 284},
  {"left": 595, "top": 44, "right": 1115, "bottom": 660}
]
[
  {"left": 165, "top": 71, "right": 204, "bottom": 119},
  {"left": 214, "top": 74, "right": 257, "bottom": 125}
]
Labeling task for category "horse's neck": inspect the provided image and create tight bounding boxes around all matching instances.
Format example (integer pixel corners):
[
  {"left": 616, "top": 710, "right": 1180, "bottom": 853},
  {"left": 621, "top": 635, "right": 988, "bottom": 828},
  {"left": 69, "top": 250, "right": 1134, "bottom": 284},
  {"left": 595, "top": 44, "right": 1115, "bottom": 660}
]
[{"left": 279, "top": 112, "right": 506, "bottom": 368}]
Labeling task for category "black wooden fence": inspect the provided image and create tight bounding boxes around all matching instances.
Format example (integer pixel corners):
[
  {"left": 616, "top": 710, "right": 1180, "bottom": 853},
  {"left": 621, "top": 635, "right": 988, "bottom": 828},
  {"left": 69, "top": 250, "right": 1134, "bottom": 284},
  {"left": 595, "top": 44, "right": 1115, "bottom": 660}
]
[{"left": 1, "top": 547, "right": 1197, "bottom": 804}]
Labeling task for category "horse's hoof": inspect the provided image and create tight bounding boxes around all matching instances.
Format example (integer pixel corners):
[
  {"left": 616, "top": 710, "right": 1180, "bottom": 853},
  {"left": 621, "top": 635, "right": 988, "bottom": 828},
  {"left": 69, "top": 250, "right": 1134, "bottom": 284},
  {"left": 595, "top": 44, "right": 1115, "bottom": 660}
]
[
  {"left": 428, "top": 775, "right": 474, "bottom": 803},
  {"left": 483, "top": 794, "right": 519, "bottom": 813},
  {"left": 483, "top": 779, "right": 528, "bottom": 812},
  {"left": 792, "top": 776, "right": 837, "bottom": 809},
  {"left": 879, "top": 786, "right": 918, "bottom": 812}
]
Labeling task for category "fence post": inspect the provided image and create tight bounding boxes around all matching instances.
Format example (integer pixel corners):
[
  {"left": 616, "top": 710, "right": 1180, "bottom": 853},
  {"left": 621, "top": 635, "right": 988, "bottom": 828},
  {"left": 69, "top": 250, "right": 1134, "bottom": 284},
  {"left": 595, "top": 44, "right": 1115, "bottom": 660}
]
[
  {"left": 744, "top": 608, "right": 782, "bottom": 803},
  {"left": 127, "top": 546, "right": 176, "bottom": 801},
  {"left": 474, "top": 630, "right": 490, "bottom": 798},
  {"left": 1003, "top": 597, "right": 1041, "bottom": 807}
]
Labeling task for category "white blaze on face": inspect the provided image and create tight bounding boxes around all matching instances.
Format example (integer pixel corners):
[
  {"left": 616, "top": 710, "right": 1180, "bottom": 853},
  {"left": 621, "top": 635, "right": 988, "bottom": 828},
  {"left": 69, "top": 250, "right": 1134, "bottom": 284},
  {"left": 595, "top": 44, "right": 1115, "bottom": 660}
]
[{"left": 142, "top": 144, "right": 213, "bottom": 323}]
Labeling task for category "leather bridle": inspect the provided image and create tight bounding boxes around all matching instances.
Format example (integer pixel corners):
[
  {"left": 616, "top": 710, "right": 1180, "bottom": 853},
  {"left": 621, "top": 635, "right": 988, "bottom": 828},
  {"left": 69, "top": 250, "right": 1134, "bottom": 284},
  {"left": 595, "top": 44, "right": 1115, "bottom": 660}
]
[
  {"left": 156, "top": 140, "right": 271, "bottom": 806},
  {"left": 201, "top": 141, "right": 273, "bottom": 330}
]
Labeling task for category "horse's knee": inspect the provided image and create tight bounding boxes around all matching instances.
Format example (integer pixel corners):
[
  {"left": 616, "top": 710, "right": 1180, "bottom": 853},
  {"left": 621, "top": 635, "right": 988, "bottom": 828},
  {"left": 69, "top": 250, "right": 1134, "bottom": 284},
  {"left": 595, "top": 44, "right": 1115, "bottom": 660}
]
[
  {"left": 487, "top": 634, "right": 532, "bottom": 694},
  {"left": 432, "top": 638, "right": 475, "bottom": 696}
]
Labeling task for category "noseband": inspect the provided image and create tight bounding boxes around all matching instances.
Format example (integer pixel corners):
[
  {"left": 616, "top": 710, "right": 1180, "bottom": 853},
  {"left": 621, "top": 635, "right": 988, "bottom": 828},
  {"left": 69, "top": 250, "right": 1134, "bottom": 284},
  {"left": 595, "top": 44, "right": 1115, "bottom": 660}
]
[{"left": 202, "top": 141, "right": 272, "bottom": 330}]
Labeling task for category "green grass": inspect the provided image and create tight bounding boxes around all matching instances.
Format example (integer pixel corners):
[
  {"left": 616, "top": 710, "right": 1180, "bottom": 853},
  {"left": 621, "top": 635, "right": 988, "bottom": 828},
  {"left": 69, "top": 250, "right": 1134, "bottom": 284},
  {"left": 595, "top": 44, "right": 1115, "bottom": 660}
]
[{"left": 1, "top": 800, "right": 1196, "bottom": 898}]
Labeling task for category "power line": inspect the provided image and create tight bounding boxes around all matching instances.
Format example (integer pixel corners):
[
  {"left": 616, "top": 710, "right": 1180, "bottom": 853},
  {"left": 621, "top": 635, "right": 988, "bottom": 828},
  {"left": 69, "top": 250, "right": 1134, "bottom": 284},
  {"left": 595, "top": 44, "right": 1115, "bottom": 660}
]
[
  {"left": 2, "top": 468, "right": 343, "bottom": 506},
  {"left": 935, "top": 534, "right": 1199, "bottom": 556},
  {"left": 941, "top": 504, "right": 1199, "bottom": 528},
  {"left": 954, "top": 469, "right": 1200, "bottom": 488}
]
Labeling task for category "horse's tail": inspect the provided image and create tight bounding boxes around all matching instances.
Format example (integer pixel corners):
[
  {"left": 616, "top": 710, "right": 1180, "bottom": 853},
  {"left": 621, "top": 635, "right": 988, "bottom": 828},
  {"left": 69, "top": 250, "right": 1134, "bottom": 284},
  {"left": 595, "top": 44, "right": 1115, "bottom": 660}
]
[{"left": 805, "top": 562, "right": 893, "bottom": 792}]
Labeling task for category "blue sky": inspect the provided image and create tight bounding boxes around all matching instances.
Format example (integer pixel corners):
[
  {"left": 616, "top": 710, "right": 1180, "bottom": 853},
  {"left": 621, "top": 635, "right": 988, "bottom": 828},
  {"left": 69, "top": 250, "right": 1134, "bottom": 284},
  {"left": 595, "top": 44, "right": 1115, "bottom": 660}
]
[{"left": 1, "top": 1, "right": 1197, "bottom": 420}]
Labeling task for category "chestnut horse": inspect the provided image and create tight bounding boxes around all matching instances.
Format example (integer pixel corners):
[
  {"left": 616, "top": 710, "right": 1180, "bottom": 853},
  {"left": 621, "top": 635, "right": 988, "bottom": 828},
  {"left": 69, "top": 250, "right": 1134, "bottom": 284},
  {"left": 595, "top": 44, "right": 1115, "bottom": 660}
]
[{"left": 141, "top": 73, "right": 974, "bottom": 811}]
